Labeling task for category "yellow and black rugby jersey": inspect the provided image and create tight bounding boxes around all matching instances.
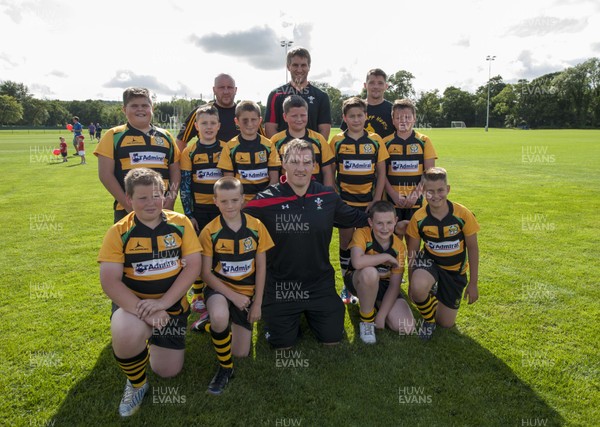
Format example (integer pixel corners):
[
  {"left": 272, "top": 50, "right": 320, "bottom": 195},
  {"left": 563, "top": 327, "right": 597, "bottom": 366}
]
[
  {"left": 271, "top": 129, "right": 334, "bottom": 184},
  {"left": 181, "top": 140, "right": 226, "bottom": 211},
  {"left": 217, "top": 135, "right": 281, "bottom": 202},
  {"left": 199, "top": 213, "right": 274, "bottom": 297},
  {"left": 94, "top": 124, "right": 180, "bottom": 211},
  {"left": 407, "top": 201, "right": 479, "bottom": 275},
  {"left": 98, "top": 210, "right": 202, "bottom": 314},
  {"left": 348, "top": 226, "right": 406, "bottom": 281},
  {"left": 329, "top": 131, "right": 389, "bottom": 207},
  {"left": 383, "top": 130, "right": 437, "bottom": 200}
]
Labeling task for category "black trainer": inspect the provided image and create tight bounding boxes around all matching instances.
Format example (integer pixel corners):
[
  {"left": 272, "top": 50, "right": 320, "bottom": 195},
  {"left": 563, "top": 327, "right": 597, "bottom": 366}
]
[{"left": 207, "top": 366, "right": 234, "bottom": 395}]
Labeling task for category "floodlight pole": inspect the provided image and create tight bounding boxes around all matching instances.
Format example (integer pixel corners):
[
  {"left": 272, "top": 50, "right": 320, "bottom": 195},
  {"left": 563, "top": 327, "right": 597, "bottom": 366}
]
[
  {"left": 280, "top": 40, "right": 294, "bottom": 82},
  {"left": 485, "top": 55, "right": 496, "bottom": 132}
]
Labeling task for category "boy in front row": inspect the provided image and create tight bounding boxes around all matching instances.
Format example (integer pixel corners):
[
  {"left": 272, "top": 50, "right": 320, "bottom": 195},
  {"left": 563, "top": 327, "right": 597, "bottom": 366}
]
[
  {"left": 98, "top": 168, "right": 202, "bottom": 417},
  {"left": 345, "top": 201, "right": 415, "bottom": 344},
  {"left": 406, "top": 167, "right": 479, "bottom": 340},
  {"left": 200, "top": 177, "right": 274, "bottom": 395}
]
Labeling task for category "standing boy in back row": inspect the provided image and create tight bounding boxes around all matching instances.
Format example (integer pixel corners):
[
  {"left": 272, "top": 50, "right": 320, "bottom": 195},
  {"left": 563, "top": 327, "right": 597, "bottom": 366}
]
[
  {"left": 406, "top": 167, "right": 479, "bottom": 340},
  {"left": 330, "top": 97, "right": 389, "bottom": 304},
  {"left": 217, "top": 101, "right": 280, "bottom": 202},
  {"left": 94, "top": 87, "right": 180, "bottom": 223},
  {"left": 383, "top": 99, "right": 437, "bottom": 231}
]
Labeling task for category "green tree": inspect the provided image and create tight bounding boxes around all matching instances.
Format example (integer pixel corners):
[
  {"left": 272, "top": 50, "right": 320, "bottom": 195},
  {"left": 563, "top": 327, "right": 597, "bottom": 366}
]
[
  {"left": 0, "top": 95, "right": 23, "bottom": 124},
  {"left": 441, "top": 86, "right": 476, "bottom": 126},
  {"left": 386, "top": 70, "right": 415, "bottom": 102},
  {"left": 21, "top": 98, "right": 48, "bottom": 126},
  {"left": 416, "top": 90, "right": 443, "bottom": 127},
  {"left": 0, "top": 81, "right": 30, "bottom": 103},
  {"left": 44, "top": 100, "right": 71, "bottom": 127},
  {"left": 312, "top": 82, "right": 344, "bottom": 126}
]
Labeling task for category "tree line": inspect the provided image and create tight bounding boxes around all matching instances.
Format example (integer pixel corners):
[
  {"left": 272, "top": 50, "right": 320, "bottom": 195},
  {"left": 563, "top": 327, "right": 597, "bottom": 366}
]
[{"left": 1, "top": 57, "right": 598, "bottom": 129}]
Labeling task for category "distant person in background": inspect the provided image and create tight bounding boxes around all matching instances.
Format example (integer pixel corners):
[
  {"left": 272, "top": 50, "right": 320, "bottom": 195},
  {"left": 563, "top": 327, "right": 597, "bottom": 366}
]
[
  {"left": 59, "top": 136, "right": 68, "bottom": 162},
  {"left": 88, "top": 122, "right": 96, "bottom": 140},
  {"left": 95, "top": 123, "right": 103, "bottom": 141},
  {"left": 175, "top": 74, "right": 239, "bottom": 152},
  {"left": 264, "top": 47, "right": 332, "bottom": 140},
  {"left": 77, "top": 135, "right": 86, "bottom": 165},
  {"left": 340, "top": 68, "right": 395, "bottom": 138},
  {"left": 71, "top": 116, "right": 83, "bottom": 154}
]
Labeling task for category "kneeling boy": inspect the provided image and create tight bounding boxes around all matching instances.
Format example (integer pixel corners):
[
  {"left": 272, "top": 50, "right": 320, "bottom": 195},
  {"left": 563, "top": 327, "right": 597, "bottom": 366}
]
[
  {"left": 200, "top": 177, "right": 274, "bottom": 395},
  {"left": 346, "top": 200, "right": 415, "bottom": 344},
  {"left": 98, "top": 168, "right": 202, "bottom": 416},
  {"left": 406, "top": 167, "right": 480, "bottom": 340}
]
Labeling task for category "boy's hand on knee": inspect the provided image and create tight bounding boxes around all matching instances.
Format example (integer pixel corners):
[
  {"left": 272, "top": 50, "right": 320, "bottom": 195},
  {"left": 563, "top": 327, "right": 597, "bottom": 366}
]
[
  {"left": 137, "top": 298, "right": 167, "bottom": 320},
  {"left": 143, "top": 310, "right": 170, "bottom": 329}
]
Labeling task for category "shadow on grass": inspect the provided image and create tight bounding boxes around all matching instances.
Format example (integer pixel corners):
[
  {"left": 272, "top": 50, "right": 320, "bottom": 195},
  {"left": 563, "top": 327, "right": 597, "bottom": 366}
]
[{"left": 50, "top": 314, "right": 564, "bottom": 426}]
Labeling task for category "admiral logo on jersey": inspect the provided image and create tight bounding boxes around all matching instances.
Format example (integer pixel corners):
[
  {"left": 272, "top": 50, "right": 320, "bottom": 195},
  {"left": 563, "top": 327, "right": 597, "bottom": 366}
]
[
  {"left": 220, "top": 260, "right": 253, "bottom": 277},
  {"left": 343, "top": 159, "right": 372, "bottom": 171},
  {"left": 427, "top": 240, "right": 460, "bottom": 253},
  {"left": 392, "top": 160, "right": 419, "bottom": 172},
  {"left": 133, "top": 257, "right": 180, "bottom": 276},
  {"left": 130, "top": 152, "right": 166, "bottom": 165},
  {"left": 240, "top": 168, "right": 268, "bottom": 181},
  {"left": 196, "top": 168, "right": 223, "bottom": 180}
]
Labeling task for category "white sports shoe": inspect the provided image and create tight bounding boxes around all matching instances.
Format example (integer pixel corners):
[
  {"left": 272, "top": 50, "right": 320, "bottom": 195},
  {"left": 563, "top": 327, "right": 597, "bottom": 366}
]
[
  {"left": 359, "top": 322, "right": 376, "bottom": 344},
  {"left": 118, "top": 380, "right": 149, "bottom": 417}
]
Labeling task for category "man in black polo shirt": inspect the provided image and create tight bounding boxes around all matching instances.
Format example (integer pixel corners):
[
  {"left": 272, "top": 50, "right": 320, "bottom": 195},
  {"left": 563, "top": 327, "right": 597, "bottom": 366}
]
[
  {"left": 175, "top": 73, "right": 239, "bottom": 152},
  {"left": 244, "top": 139, "right": 368, "bottom": 348},
  {"left": 264, "top": 47, "right": 332, "bottom": 141}
]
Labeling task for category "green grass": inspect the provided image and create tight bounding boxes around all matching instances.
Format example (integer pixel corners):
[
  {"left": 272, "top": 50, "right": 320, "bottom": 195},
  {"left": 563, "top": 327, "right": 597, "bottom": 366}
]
[{"left": 1, "top": 128, "right": 598, "bottom": 426}]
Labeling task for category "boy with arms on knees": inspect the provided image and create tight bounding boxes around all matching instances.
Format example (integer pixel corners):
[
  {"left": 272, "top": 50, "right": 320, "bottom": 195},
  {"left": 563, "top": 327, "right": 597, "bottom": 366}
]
[
  {"left": 330, "top": 97, "right": 389, "bottom": 304},
  {"left": 94, "top": 87, "right": 180, "bottom": 223},
  {"left": 346, "top": 201, "right": 415, "bottom": 343},
  {"left": 383, "top": 99, "right": 437, "bottom": 232},
  {"left": 98, "top": 168, "right": 201, "bottom": 416},
  {"left": 217, "top": 101, "right": 280, "bottom": 202},
  {"left": 271, "top": 95, "right": 335, "bottom": 187},
  {"left": 406, "top": 167, "right": 479, "bottom": 340},
  {"left": 200, "top": 177, "right": 274, "bottom": 395},
  {"left": 180, "top": 105, "right": 227, "bottom": 330}
]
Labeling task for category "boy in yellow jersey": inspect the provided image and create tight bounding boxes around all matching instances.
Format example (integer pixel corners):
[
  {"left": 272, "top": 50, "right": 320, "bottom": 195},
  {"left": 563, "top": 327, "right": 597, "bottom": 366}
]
[
  {"left": 94, "top": 87, "right": 180, "bottom": 223},
  {"left": 271, "top": 95, "right": 335, "bottom": 187},
  {"left": 345, "top": 201, "right": 415, "bottom": 344},
  {"left": 98, "top": 168, "right": 201, "bottom": 417},
  {"left": 330, "top": 97, "right": 389, "bottom": 304},
  {"left": 217, "top": 101, "right": 280, "bottom": 202},
  {"left": 180, "top": 105, "right": 227, "bottom": 330},
  {"left": 200, "top": 177, "right": 274, "bottom": 395},
  {"left": 406, "top": 167, "right": 479, "bottom": 340},
  {"left": 383, "top": 99, "right": 437, "bottom": 230}
]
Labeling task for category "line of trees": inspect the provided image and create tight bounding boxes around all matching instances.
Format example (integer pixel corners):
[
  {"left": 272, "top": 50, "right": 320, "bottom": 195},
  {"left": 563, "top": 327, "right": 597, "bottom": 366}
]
[{"left": 1, "top": 58, "right": 598, "bottom": 129}]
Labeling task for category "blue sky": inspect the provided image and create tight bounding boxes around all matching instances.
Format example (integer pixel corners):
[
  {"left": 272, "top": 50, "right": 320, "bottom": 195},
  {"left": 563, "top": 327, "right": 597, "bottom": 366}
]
[{"left": 1, "top": 0, "right": 598, "bottom": 103}]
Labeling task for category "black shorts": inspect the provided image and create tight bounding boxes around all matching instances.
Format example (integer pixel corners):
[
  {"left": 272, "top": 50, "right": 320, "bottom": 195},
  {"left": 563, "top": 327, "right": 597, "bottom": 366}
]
[
  {"left": 413, "top": 251, "right": 467, "bottom": 309},
  {"left": 204, "top": 286, "right": 252, "bottom": 331},
  {"left": 262, "top": 293, "right": 345, "bottom": 348},
  {"left": 111, "top": 303, "right": 189, "bottom": 350},
  {"left": 61, "top": 152, "right": 67, "bottom": 158},
  {"left": 344, "top": 271, "right": 403, "bottom": 305},
  {"left": 395, "top": 196, "right": 423, "bottom": 221},
  {"left": 192, "top": 210, "right": 219, "bottom": 235}
]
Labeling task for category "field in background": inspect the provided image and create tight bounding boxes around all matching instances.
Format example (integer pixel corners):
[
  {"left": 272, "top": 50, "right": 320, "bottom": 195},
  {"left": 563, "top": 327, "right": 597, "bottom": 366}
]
[{"left": 0, "top": 128, "right": 598, "bottom": 426}]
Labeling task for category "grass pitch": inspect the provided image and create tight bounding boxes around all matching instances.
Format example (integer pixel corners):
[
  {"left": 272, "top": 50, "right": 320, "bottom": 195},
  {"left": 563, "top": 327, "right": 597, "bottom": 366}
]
[{"left": 0, "top": 128, "right": 598, "bottom": 426}]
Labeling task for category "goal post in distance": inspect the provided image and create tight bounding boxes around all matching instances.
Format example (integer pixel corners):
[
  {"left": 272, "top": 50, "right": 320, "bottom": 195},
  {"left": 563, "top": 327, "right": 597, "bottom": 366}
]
[{"left": 451, "top": 121, "right": 466, "bottom": 128}]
